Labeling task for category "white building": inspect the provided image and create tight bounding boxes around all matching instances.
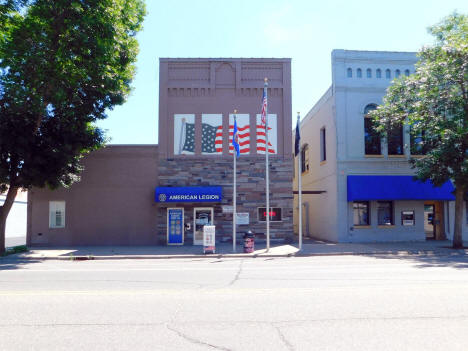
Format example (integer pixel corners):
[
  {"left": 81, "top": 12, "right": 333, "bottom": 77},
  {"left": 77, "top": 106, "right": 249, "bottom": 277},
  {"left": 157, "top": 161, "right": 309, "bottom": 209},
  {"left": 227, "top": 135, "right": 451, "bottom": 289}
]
[{"left": 294, "top": 49, "right": 462, "bottom": 243}]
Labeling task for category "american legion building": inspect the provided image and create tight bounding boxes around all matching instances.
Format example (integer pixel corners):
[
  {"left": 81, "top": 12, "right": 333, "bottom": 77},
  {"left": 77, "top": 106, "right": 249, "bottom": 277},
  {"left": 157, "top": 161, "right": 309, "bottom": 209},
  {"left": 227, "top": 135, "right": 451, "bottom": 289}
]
[
  {"left": 27, "top": 58, "right": 294, "bottom": 246},
  {"left": 293, "top": 49, "right": 464, "bottom": 243}
]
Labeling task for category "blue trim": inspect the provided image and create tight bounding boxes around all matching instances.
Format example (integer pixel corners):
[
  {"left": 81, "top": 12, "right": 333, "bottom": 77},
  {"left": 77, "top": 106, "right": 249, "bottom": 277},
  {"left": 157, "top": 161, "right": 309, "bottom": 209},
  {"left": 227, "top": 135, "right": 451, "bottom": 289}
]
[
  {"left": 347, "top": 175, "right": 455, "bottom": 201},
  {"left": 155, "top": 186, "right": 222, "bottom": 203}
]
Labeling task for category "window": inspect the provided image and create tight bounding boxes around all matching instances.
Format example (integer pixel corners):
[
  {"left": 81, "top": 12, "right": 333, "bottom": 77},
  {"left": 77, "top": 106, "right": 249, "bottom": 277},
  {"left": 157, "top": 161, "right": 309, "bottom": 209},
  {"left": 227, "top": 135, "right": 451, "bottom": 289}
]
[
  {"left": 395, "top": 69, "right": 401, "bottom": 78},
  {"left": 364, "top": 104, "right": 381, "bottom": 155},
  {"left": 466, "top": 202, "right": 468, "bottom": 225},
  {"left": 386, "top": 69, "right": 391, "bottom": 79},
  {"left": 229, "top": 113, "right": 250, "bottom": 155},
  {"left": 353, "top": 202, "right": 369, "bottom": 225},
  {"left": 378, "top": 201, "right": 394, "bottom": 225},
  {"left": 258, "top": 207, "right": 282, "bottom": 222},
  {"left": 49, "top": 201, "right": 65, "bottom": 228},
  {"left": 256, "top": 114, "right": 277, "bottom": 155},
  {"left": 376, "top": 69, "right": 382, "bottom": 78},
  {"left": 410, "top": 127, "right": 427, "bottom": 155},
  {"left": 357, "top": 68, "right": 362, "bottom": 78},
  {"left": 387, "top": 124, "right": 404, "bottom": 155},
  {"left": 320, "top": 127, "right": 326, "bottom": 162},
  {"left": 300, "top": 145, "right": 309, "bottom": 173},
  {"left": 202, "top": 114, "right": 222, "bottom": 155},
  {"left": 347, "top": 68, "right": 352, "bottom": 78},
  {"left": 404, "top": 69, "right": 410, "bottom": 77},
  {"left": 174, "top": 114, "right": 195, "bottom": 155},
  {"left": 366, "top": 68, "right": 372, "bottom": 78}
]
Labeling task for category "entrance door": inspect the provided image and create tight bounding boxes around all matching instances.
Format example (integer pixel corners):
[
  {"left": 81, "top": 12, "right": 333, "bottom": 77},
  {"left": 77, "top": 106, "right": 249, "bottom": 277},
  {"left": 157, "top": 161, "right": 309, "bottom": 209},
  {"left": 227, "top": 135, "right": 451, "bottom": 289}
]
[
  {"left": 424, "top": 204, "right": 435, "bottom": 239},
  {"left": 193, "top": 208, "right": 214, "bottom": 245}
]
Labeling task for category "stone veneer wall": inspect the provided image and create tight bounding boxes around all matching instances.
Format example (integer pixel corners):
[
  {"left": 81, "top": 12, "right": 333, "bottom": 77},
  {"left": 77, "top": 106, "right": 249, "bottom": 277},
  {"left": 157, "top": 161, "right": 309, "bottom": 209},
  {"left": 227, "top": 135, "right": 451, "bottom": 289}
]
[{"left": 157, "top": 157, "right": 293, "bottom": 243}]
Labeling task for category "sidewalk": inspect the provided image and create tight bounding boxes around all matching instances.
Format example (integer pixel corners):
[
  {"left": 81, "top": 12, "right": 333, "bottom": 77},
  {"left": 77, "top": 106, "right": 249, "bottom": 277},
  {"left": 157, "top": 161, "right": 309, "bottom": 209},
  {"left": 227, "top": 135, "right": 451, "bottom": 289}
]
[{"left": 6, "top": 239, "right": 468, "bottom": 260}]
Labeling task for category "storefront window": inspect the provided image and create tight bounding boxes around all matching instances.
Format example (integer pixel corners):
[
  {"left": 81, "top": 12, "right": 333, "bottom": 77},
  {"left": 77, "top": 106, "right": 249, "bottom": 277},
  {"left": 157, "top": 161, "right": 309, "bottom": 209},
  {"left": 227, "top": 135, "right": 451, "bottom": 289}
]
[
  {"left": 258, "top": 207, "right": 282, "bottom": 222},
  {"left": 201, "top": 114, "right": 223, "bottom": 155},
  {"left": 353, "top": 201, "right": 369, "bottom": 225},
  {"left": 378, "top": 201, "right": 394, "bottom": 225},
  {"left": 174, "top": 114, "right": 195, "bottom": 155}
]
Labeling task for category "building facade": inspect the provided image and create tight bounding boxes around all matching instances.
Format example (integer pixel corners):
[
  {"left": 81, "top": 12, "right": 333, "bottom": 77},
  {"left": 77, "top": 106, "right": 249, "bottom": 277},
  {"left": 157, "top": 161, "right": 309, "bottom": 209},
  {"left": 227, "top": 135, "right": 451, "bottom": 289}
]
[
  {"left": 156, "top": 58, "right": 293, "bottom": 245},
  {"left": 294, "top": 50, "right": 462, "bottom": 243},
  {"left": 27, "top": 58, "right": 294, "bottom": 246}
]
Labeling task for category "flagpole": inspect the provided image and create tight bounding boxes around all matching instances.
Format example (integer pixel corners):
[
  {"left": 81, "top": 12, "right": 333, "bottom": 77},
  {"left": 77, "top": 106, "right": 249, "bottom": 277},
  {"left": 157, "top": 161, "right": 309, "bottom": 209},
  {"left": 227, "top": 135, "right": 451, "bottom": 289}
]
[
  {"left": 297, "top": 113, "right": 303, "bottom": 251},
  {"left": 264, "top": 78, "right": 270, "bottom": 252},
  {"left": 233, "top": 110, "right": 237, "bottom": 253}
]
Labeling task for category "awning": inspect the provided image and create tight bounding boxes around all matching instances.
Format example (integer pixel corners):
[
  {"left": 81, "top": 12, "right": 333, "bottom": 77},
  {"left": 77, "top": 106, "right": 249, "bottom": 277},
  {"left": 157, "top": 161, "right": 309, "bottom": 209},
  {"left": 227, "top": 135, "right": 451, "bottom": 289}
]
[{"left": 347, "top": 175, "right": 455, "bottom": 201}]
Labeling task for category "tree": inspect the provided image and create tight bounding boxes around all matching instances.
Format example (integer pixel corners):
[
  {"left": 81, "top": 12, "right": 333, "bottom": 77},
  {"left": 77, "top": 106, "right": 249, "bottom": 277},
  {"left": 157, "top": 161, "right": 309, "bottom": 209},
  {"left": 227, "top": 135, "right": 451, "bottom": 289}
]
[
  {"left": 0, "top": 0, "right": 145, "bottom": 253},
  {"left": 370, "top": 13, "right": 468, "bottom": 248}
]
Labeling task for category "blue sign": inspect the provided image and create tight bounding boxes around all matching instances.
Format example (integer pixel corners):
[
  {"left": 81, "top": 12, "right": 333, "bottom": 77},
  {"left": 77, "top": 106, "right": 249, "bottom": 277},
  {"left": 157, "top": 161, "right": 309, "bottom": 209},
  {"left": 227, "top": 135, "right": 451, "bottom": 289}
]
[
  {"left": 156, "top": 186, "right": 222, "bottom": 203},
  {"left": 167, "top": 208, "right": 184, "bottom": 245}
]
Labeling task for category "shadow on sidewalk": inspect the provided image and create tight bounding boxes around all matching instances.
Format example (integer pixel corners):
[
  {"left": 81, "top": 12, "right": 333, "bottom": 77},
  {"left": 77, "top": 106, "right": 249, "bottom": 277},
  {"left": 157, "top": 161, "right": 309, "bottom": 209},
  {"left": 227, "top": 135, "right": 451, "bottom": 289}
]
[{"left": 0, "top": 257, "right": 42, "bottom": 270}]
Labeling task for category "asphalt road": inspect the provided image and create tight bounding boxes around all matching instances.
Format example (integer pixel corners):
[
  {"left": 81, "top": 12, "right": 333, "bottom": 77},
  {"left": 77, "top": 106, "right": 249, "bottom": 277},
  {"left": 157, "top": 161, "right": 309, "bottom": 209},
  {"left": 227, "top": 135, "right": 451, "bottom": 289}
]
[{"left": 1, "top": 254, "right": 468, "bottom": 350}]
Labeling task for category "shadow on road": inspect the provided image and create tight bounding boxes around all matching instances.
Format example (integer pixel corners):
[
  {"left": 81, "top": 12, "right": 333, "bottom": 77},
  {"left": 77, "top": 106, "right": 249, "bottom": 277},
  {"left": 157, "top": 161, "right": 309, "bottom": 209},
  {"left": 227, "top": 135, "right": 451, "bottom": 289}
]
[
  {"left": 0, "top": 257, "right": 41, "bottom": 270},
  {"left": 371, "top": 252, "right": 468, "bottom": 269}
]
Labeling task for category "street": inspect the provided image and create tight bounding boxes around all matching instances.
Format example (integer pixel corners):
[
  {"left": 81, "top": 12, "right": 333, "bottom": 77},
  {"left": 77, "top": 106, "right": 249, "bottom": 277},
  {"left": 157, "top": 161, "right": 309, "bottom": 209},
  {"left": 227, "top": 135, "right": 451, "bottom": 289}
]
[{"left": 1, "top": 254, "right": 468, "bottom": 350}]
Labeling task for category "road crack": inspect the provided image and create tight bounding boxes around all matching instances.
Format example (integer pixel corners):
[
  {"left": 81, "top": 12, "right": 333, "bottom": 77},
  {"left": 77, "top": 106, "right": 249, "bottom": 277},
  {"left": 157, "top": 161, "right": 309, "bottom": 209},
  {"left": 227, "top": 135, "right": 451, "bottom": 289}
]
[
  {"left": 227, "top": 259, "right": 244, "bottom": 286},
  {"left": 273, "top": 324, "right": 295, "bottom": 351},
  {"left": 166, "top": 324, "right": 232, "bottom": 350}
]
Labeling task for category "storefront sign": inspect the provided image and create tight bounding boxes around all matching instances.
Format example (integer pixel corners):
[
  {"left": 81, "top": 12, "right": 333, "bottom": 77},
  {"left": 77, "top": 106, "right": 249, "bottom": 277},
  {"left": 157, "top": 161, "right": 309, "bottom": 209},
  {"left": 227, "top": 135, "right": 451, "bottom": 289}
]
[
  {"left": 203, "top": 225, "right": 216, "bottom": 254},
  {"left": 155, "top": 186, "right": 222, "bottom": 203},
  {"left": 258, "top": 207, "right": 282, "bottom": 222},
  {"left": 167, "top": 208, "right": 184, "bottom": 245},
  {"left": 236, "top": 213, "right": 249, "bottom": 225},
  {"left": 401, "top": 211, "right": 415, "bottom": 226},
  {"left": 222, "top": 205, "right": 234, "bottom": 213}
]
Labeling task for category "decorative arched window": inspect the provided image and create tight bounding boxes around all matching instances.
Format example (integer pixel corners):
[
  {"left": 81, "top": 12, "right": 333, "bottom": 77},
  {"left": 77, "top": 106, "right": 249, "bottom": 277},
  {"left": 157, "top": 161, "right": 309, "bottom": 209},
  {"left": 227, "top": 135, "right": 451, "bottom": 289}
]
[
  {"left": 357, "top": 68, "right": 362, "bottom": 78},
  {"left": 404, "top": 69, "right": 410, "bottom": 76},
  {"left": 385, "top": 69, "right": 391, "bottom": 79},
  {"left": 347, "top": 68, "right": 352, "bottom": 78},
  {"left": 363, "top": 104, "right": 381, "bottom": 155},
  {"left": 395, "top": 69, "right": 401, "bottom": 78},
  {"left": 376, "top": 69, "right": 382, "bottom": 78},
  {"left": 366, "top": 68, "right": 372, "bottom": 78}
]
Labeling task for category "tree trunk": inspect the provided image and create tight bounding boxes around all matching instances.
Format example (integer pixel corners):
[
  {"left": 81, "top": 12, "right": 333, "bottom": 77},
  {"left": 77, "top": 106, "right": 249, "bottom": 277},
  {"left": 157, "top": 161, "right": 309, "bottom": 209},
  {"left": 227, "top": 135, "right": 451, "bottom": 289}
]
[
  {"left": 0, "top": 186, "right": 19, "bottom": 254},
  {"left": 453, "top": 185, "right": 465, "bottom": 249}
]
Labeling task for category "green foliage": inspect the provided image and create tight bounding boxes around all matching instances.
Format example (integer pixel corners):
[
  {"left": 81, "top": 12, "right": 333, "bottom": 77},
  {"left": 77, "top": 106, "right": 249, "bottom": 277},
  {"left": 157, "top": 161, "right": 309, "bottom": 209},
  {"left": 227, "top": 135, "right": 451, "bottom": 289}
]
[
  {"left": 1, "top": 244, "right": 28, "bottom": 256},
  {"left": 0, "top": 0, "right": 146, "bottom": 192},
  {"left": 370, "top": 12, "right": 468, "bottom": 189}
]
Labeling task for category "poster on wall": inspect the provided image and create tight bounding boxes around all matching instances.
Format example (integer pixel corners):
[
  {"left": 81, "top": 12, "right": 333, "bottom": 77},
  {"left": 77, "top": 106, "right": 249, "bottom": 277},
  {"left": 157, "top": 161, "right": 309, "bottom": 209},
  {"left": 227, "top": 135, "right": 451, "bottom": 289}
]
[
  {"left": 167, "top": 208, "right": 184, "bottom": 245},
  {"left": 203, "top": 225, "right": 216, "bottom": 254},
  {"left": 201, "top": 114, "right": 223, "bottom": 155},
  {"left": 256, "top": 114, "right": 277, "bottom": 154},
  {"left": 229, "top": 114, "right": 250, "bottom": 155},
  {"left": 174, "top": 114, "right": 195, "bottom": 155}
]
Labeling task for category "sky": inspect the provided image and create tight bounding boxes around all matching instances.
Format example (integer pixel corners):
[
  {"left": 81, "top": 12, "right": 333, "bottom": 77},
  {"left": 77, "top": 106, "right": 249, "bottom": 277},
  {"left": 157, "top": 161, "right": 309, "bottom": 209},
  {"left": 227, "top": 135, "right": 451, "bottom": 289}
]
[{"left": 98, "top": 0, "right": 468, "bottom": 145}]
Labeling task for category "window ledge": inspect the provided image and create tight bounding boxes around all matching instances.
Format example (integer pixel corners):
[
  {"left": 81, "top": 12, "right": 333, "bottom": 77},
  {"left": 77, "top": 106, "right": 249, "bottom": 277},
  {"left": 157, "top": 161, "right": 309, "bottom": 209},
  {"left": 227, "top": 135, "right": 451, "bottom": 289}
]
[
  {"left": 320, "top": 160, "right": 327, "bottom": 166},
  {"left": 364, "top": 155, "right": 384, "bottom": 158},
  {"left": 388, "top": 155, "right": 406, "bottom": 158},
  {"left": 354, "top": 225, "right": 371, "bottom": 229},
  {"left": 378, "top": 225, "right": 396, "bottom": 228}
]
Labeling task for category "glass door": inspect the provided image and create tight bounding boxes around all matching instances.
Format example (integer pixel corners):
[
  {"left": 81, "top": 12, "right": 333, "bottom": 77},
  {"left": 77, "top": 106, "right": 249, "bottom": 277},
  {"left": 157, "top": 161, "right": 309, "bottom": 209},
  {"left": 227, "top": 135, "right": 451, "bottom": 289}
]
[
  {"left": 193, "top": 208, "right": 214, "bottom": 245},
  {"left": 424, "top": 204, "right": 435, "bottom": 239}
]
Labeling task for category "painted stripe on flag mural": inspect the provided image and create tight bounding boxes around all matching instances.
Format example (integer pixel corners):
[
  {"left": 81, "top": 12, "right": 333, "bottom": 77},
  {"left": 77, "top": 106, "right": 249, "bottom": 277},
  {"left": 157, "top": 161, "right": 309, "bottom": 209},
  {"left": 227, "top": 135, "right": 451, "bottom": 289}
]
[
  {"left": 229, "top": 124, "right": 250, "bottom": 154},
  {"left": 256, "top": 125, "right": 275, "bottom": 154},
  {"left": 215, "top": 125, "right": 223, "bottom": 153}
]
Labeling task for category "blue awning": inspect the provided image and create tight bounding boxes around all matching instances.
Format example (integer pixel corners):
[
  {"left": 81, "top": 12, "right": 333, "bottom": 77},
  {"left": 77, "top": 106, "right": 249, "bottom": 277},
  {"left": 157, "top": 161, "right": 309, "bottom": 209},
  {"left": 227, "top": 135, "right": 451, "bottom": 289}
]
[{"left": 347, "top": 175, "right": 455, "bottom": 201}]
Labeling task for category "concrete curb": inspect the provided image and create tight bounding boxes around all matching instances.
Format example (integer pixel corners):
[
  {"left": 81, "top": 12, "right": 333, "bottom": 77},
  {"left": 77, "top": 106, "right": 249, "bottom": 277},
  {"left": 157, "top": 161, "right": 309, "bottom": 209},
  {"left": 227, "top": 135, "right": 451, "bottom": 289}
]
[{"left": 6, "top": 249, "right": 467, "bottom": 261}]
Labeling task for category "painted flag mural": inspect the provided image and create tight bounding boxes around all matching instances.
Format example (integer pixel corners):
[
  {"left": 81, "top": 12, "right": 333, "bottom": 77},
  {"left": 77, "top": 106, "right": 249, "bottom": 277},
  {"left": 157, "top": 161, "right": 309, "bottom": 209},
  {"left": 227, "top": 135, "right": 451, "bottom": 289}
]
[
  {"left": 256, "top": 114, "right": 277, "bottom": 154},
  {"left": 229, "top": 114, "right": 250, "bottom": 155},
  {"left": 181, "top": 122, "right": 196, "bottom": 153},
  {"left": 201, "top": 114, "right": 223, "bottom": 154}
]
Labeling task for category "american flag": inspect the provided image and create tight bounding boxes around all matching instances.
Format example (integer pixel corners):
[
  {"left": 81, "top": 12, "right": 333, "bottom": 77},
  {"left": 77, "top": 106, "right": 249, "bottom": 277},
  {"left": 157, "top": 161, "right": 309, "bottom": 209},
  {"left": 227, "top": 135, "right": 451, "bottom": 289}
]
[
  {"left": 261, "top": 88, "right": 267, "bottom": 125},
  {"left": 256, "top": 124, "right": 275, "bottom": 154},
  {"left": 229, "top": 124, "right": 250, "bottom": 154},
  {"left": 183, "top": 122, "right": 223, "bottom": 154}
]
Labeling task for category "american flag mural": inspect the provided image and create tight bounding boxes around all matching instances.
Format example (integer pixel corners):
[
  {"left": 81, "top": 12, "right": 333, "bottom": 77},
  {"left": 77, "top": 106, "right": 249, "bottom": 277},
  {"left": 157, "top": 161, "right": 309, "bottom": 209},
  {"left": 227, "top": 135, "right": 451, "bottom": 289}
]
[
  {"left": 229, "top": 114, "right": 250, "bottom": 155},
  {"left": 256, "top": 114, "right": 277, "bottom": 154}
]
